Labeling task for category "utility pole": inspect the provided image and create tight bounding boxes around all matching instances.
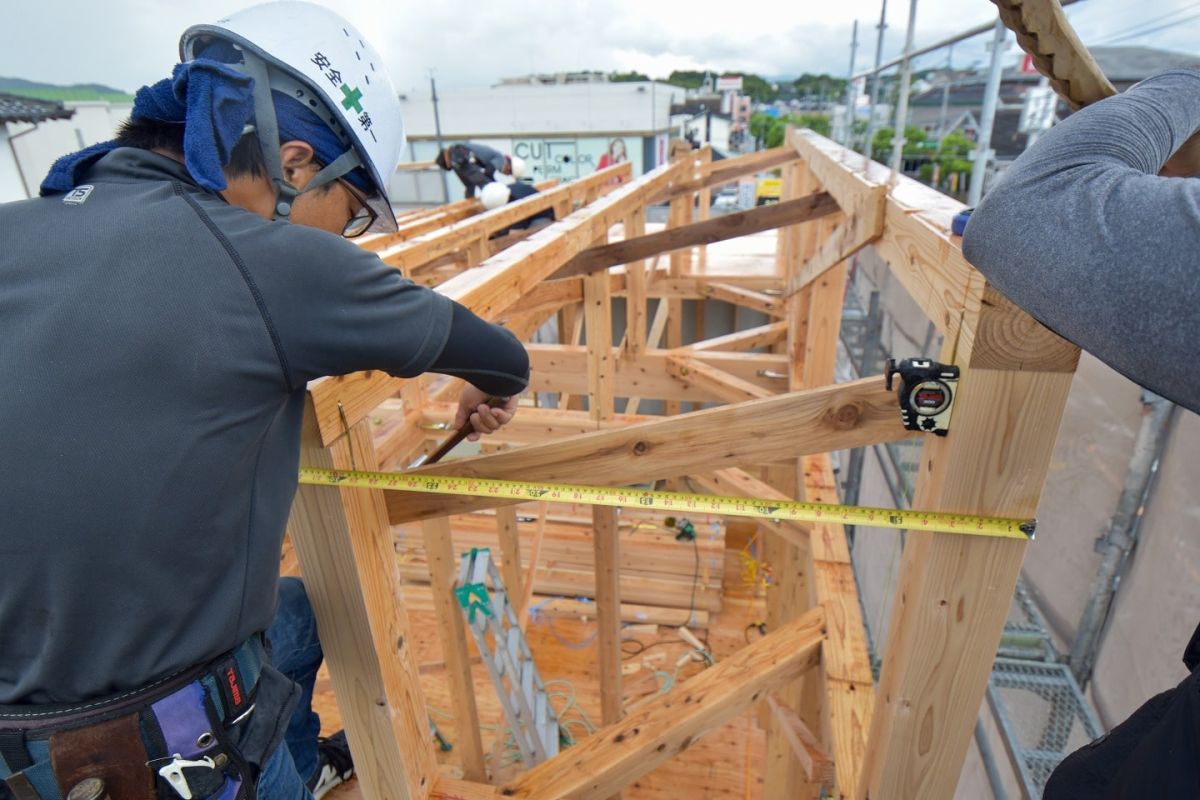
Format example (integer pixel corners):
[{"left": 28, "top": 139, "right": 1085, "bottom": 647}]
[
  {"left": 842, "top": 20, "right": 860, "bottom": 146},
  {"left": 429, "top": 70, "right": 450, "bottom": 204},
  {"left": 968, "top": 19, "right": 1007, "bottom": 206},
  {"left": 863, "top": 0, "right": 888, "bottom": 158},
  {"left": 890, "top": 0, "right": 919, "bottom": 174}
]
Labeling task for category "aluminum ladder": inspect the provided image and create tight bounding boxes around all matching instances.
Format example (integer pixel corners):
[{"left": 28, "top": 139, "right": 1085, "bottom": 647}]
[{"left": 455, "top": 547, "right": 561, "bottom": 765}]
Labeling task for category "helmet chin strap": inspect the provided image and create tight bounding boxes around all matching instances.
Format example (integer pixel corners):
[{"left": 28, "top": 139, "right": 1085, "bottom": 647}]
[
  {"left": 236, "top": 52, "right": 367, "bottom": 221},
  {"left": 238, "top": 52, "right": 297, "bottom": 220}
]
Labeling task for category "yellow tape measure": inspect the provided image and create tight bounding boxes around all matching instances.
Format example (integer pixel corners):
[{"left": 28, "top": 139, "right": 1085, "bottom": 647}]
[{"left": 297, "top": 468, "right": 1035, "bottom": 540}]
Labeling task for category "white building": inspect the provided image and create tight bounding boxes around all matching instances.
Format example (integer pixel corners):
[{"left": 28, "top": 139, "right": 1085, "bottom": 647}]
[
  {"left": 1, "top": 98, "right": 131, "bottom": 202},
  {"left": 392, "top": 80, "right": 681, "bottom": 204}
]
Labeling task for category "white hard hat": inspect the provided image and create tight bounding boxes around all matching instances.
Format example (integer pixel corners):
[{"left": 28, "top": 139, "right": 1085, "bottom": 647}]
[
  {"left": 480, "top": 182, "right": 511, "bottom": 210},
  {"left": 508, "top": 155, "right": 526, "bottom": 179},
  {"left": 181, "top": 1, "right": 404, "bottom": 232}
]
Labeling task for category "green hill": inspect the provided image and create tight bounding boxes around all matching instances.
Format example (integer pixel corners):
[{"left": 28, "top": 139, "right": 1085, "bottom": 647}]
[{"left": 0, "top": 76, "right": 134, "bottom": 104}]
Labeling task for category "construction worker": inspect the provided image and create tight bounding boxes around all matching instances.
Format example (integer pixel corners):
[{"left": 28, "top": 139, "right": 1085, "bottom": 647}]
[
  {"left": 964, "top": 68, "right": 1200, "bottom": 797},
  {"left": 479, "top": 180, "right": 556, "bottom": 233},
  {"left": 435, "top": 141, "right": 526, "bottom": 198},
  {"left": 0, "top": 4, "right": 527, "bottom": 799},
  {"left": 963, "top": 68, "right": 1200, "bottom": 417}
]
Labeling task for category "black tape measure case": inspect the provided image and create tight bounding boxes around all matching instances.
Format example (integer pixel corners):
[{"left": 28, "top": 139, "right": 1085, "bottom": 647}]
[{"left": 885, "top": 358, "right": 959, "bottom": 436}]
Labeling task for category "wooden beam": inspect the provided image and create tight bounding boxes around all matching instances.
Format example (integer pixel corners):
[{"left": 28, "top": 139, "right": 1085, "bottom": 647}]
[
  {"left": 593, "top": 506, "right": 624, "bottom": 726},
  {"left": 378, "top": 165, "right": 631, "bottom": 271},
  {"left": 657, "top": 145, "right": 801, "bottom": 201},
  {"left": 306, "top": 157, "right": 690, "bottom": 444},
  {"left": 532, "top": 596, "right": 709, "bottom": 628},
  {"left": 789, "top": 130, "right": 886, "bottom": 292},
  {"left": 527, "top": 346, "right": 787, "bottom": 403},
  {"left": 767, "top": 693, "right": 836, "bottom": 786},
  {"left": 420, "top": 404, "right": 653, "bottom": 447},
  {"left": 679, "top": 321, "right": 788, "bottom": 352},
  {"left": 650, "top": 280, "right": 783, "bottom": 317},
  {"left": 420, "top": 517, "right": 487, "bottom": 781},
  {"left": 551, "top": 192, "right": 838, "bottom": 280},
  {"left": 387, "top": 377, "right": 916, "bottom": 524},
  {"left": 497, "top": 606, "right": 826, "bottom": 800},
  {"left": 689, "top": 469, "right": 809, "bottom": 543},
  {"left": 432, "top": 777, "right": 499, "bottom": 800},
  {"left": 664, "top": 354, "right": 773, "bottom": 404},
  {"left": 288, "top": 414, "right": 438, "bottom": 800}
]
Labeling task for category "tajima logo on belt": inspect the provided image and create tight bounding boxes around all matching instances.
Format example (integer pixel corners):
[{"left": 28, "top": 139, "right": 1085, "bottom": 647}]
[{"left": 226, "top": 667, "right": 243, "bottom": 707}]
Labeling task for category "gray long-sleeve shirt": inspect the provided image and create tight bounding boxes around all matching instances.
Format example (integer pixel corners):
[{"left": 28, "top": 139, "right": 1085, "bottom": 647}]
[{"left": 963, "top": 68, "right": 1200, "bottom": 415}]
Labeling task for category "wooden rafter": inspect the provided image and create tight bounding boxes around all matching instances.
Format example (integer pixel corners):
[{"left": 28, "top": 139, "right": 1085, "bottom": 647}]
[
  {"left": 550, "top": 192, "right": 837, "bottom": 280},
  {"left": 387, "top": 378, "right": 914, "bottom": 524}
]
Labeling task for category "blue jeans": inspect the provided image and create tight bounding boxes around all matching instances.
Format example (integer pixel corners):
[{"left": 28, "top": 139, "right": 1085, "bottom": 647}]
[
  {"left": 256, "top": 743, "right": 314, "bottom": 800},
  {"left": 259, "top": 576, "right": 324, "bottom": 796}
]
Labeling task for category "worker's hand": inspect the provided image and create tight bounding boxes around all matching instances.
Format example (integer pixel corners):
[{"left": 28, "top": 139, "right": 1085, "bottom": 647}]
[
  {"left": 1161, "top": 131, "right": 1200, "bottom": 178},
  {"left": 454, "top": 385, "right": 518, "bottom": 442}
]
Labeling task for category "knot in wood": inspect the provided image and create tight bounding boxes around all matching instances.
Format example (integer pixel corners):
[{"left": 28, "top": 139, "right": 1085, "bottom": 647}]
[
  {"left": 632, "top": 440, "right": 649, "bottom": 455},
  {"left": 826, "top": 401, "right": 863, "bottom": 430}
]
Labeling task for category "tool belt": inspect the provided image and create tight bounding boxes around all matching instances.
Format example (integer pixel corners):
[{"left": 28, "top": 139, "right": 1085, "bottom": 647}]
[{"left": 0, "top": 636, "right": 265, "bottom": 800}]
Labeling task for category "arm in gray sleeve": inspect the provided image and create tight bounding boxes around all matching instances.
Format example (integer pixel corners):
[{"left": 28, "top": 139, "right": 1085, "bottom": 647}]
[{"left": 962, "top": 68, "right": 1200, "bottom": 414}]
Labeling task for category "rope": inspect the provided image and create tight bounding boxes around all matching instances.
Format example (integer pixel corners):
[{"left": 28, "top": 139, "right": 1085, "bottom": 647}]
[{"left": 990, "top": 0, "right": 1116, "bottom": 109}]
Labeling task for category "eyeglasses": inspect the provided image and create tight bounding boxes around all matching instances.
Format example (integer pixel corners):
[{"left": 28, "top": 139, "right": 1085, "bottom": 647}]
[{"left": 338, "top": 179, "right": 378, "bottom": 238}]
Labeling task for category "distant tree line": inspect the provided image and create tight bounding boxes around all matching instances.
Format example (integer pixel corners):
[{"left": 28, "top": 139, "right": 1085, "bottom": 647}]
[{"left": 604, "top": 70, "right": 852, "bottom": 105}]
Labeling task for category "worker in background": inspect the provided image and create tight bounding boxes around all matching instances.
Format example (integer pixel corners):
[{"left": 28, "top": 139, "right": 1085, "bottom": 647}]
[
  {"left": 435, "top": 141, "right": 526, "bottom": 198},
  {"left": 963, "top": 68, "right": 1200, "bottom": 797},
  {"left": 479, "top": 180, "right": 556, "bottom": 234},
  {"left": 0, "top": 4, "right": 527, "bottom": 799}
]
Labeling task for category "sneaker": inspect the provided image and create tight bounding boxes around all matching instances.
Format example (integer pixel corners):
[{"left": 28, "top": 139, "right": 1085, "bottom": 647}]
[{"left": 305, "top": 731, "right": 355, "bottom": 799}]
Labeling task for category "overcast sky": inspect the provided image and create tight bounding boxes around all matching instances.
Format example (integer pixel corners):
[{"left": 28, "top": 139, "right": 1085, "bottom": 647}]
[{"left": 3, "top": 0, "right": 1198, "bottom": 94}]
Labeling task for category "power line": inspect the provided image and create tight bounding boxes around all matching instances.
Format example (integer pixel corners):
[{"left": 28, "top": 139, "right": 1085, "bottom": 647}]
[
  {"left": 1090, "top": 1, "right": 1200, "bottom": 46},
  {"left": 1094, "top": 7, "right": 1200, "bottom": 46}
]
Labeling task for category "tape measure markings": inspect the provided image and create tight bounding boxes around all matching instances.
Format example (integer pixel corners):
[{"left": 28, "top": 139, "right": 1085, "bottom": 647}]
[{"left": 298, "top": 467, "right": 1034, "bottom": 540}]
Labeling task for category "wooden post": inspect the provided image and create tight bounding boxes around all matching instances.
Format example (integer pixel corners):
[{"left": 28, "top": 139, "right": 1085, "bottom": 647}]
[
  {"left": 593, "top": 506, "right": 623, "bottom": 727},
  {"left": 664, "top": 141, "right": 694, "bottom": 416},
  {"left": 585, "top": 268, "right": 615, "bottom": 422},
  {"left": 421, "top": 516, "right": 487, "bottom": 781},
  {"left": 496, "top": 506, "right": 523, "bottom": 605},
  {"left": 859, "top": 346, "right": 1078, "bottom": 799},
  {"left": 622, "top": 208, "right": 648, "bottom": 360},
  {"left": 696, "top": 146, "right": 712, "bottom": 274},
  {"left": 763, "top": 153, "right": 825, "bottom": 800},
  {"left": 289, "top": 412, "right": 439, "bottom": 800}
]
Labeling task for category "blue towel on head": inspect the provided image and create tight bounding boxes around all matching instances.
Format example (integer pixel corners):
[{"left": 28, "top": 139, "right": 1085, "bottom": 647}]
[
  {"left": 40, "top": 55, "right": 370, "bottom": 196},
  {"left": 41, "top": 59, "right": 254, "bottom": 194}
]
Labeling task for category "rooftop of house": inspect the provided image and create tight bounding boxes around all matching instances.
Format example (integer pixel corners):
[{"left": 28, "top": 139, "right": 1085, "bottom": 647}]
[{"left": 0, "top": 92, "right": 75, "bottom": 125}]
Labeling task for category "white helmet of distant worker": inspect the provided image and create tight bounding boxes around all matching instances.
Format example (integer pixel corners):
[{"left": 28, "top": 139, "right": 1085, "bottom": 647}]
[
  {"left": 480, "top": 181, "right": 512, "bottom": 210},
  {"left": 180, "top": 1, "right": 404, "bottom": 232},
  {"left": 507, "top": 155, "right": 526, "bottom": 179}
]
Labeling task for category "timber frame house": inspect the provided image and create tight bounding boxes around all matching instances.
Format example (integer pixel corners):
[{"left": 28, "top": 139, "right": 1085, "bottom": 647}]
[{"left": 285, "top": 125, "right": 1080, "bottom": 800}]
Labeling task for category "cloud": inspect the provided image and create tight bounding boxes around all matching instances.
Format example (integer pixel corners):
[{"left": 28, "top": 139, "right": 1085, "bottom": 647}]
[{"left": 1, "top": 0, "right": 1196, "bottom": 95}]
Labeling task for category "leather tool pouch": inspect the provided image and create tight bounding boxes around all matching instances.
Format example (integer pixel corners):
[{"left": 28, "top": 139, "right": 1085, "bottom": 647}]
[{"left": 49, "top": 713, "right": 156, "bottom": 800}]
